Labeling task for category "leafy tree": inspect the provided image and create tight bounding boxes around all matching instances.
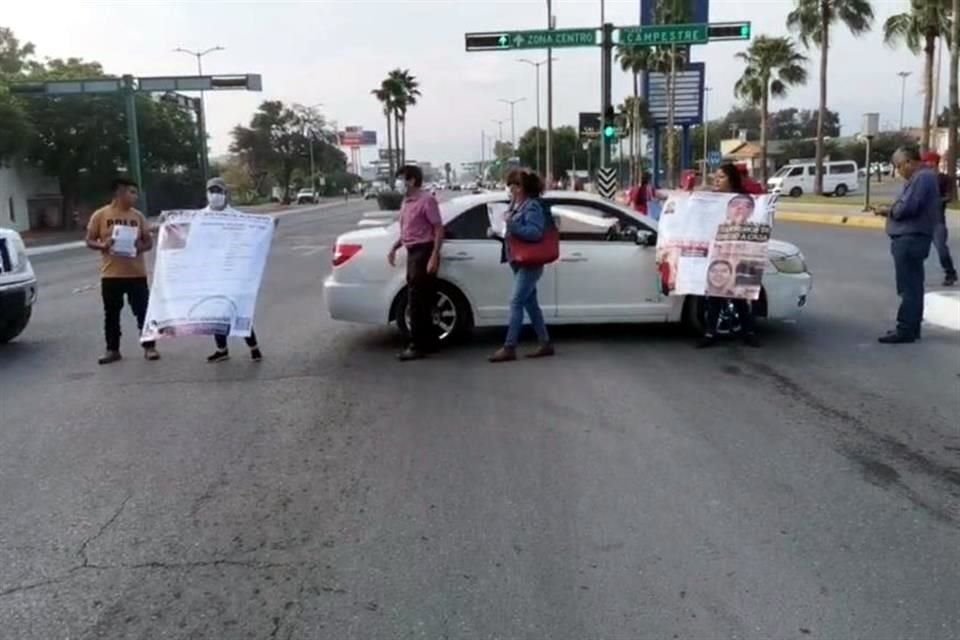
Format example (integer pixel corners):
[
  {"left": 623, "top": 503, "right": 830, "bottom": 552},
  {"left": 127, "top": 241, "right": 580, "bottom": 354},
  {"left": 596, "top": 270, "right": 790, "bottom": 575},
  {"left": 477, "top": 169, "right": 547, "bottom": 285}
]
[
  {"left": 493, "top": 140, "right": 515, "bottom": 162},
  {"left": 883, "top": 0, "right": 953, "bottom": 151},
  {"left": 735, "top": 36, "right": 808, "bottom": 183},
  {"left": 788, "top": 0, "right": 875, "bottom": 194},
  {"left": 230, "top": 100, "right": 345, "bottom": 201},
  {"left": 0, "top": 26, "right": 36, "bottom": 161},
  {"left": 517, "top": 126, "right": 600, "bottom": 181}
]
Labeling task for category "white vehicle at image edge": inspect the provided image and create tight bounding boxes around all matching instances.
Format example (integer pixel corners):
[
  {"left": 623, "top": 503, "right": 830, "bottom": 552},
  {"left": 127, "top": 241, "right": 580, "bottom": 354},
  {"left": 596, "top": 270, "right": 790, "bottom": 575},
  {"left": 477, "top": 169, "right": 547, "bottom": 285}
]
[
  {"left": 0, "top": 227, "right": 38, "bottom": 344},
  {"left": 767, "top": 160, "right": 859, "bottom": 198},
  {"left": 324, "top": 192, "right": 812, "bottom": 342}
]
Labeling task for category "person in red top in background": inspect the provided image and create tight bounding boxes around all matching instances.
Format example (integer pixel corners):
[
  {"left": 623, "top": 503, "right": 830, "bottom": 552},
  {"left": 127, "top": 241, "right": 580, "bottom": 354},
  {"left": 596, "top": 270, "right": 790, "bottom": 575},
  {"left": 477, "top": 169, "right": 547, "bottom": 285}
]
[
  {"left": 921, "top": 151, "right": 957, "bottom": 286},
  {"left": 737, "top": 163, "right": 766, "bottom": 195}
]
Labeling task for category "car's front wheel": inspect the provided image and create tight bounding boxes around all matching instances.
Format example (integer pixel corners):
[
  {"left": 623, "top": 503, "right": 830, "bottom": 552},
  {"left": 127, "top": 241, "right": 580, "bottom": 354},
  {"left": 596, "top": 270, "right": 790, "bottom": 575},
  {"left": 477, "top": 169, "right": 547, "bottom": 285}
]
[
  {"left": 395, "top": 281, "right": 473, "bottom": 345},
  {"left": 0, "top": 305, "right": 32, "bottom": 344},
  {"left": 789, "top": 187, "right": 803, "bottom": 198}
]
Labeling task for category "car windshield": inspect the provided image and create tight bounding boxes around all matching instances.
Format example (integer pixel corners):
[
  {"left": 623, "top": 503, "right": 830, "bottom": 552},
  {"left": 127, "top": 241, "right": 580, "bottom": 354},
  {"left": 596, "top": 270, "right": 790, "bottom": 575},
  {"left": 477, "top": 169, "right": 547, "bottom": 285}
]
[{"left": 773, "top": 166, "right": 793, "bottom": 177}]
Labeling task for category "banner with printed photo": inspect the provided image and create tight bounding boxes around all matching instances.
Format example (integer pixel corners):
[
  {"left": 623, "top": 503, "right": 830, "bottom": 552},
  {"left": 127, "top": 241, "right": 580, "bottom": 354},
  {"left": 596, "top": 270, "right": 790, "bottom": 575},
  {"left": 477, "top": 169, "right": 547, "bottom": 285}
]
[
  {"left": 141, "top": 210, "right": 274, "bottom": 342},
  {"left": 655, "top": 191, "right": 776, "bottom": 300}
]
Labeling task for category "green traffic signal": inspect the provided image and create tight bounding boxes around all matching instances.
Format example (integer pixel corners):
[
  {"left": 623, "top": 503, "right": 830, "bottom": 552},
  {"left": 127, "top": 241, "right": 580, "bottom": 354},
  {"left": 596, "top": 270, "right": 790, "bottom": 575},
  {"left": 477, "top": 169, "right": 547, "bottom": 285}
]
[
  {"left": 740, "top": 24, "right": 750, "bottom": 38},
  {"left": 603, "top": 125, "right": 616, "bottom": 139}
]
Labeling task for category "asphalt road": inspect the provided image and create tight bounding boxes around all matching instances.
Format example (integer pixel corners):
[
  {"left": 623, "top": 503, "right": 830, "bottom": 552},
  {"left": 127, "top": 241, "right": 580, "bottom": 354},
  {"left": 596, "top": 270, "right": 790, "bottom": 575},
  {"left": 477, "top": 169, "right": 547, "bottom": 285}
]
[{"left": 1, "top": 199, "right": 959, "bottom": 640}]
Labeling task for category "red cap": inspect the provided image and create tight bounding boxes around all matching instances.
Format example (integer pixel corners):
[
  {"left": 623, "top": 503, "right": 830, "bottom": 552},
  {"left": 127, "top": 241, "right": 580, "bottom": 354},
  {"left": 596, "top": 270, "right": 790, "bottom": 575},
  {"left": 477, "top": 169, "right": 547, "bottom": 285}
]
[{"left": 921, "top": 151, "right": 941, "bottom": 164}]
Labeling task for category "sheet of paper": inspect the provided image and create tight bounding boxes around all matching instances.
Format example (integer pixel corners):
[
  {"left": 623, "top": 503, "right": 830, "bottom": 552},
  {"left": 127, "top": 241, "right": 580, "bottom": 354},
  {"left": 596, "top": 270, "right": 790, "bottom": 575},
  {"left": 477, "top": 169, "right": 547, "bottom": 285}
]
[
  {"left": 110, "top": 225, "right": 138, "bottom": 258},
  {"left": 141, "top": 210, "right": 274, "bottom": 341}
]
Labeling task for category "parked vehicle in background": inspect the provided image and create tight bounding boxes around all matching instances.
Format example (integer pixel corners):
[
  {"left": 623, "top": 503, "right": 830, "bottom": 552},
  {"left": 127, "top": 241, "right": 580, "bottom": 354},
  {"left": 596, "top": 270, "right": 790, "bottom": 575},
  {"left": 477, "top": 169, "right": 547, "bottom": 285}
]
[
  {"left": 296, "top": 189, "right": 320, "bottom": 204},
  {"left": 0, "top": 227, "right": 38, "bottom": 344},
  {"left": 768, "top": 161, "right": 859, "bottom": 197}
]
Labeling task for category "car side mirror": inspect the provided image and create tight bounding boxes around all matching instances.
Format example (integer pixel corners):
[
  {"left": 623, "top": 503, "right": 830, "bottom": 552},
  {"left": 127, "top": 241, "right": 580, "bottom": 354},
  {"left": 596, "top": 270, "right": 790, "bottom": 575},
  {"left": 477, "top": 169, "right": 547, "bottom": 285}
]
[{"left": 636, "top": 230, "right": 657, "bottom": 247}]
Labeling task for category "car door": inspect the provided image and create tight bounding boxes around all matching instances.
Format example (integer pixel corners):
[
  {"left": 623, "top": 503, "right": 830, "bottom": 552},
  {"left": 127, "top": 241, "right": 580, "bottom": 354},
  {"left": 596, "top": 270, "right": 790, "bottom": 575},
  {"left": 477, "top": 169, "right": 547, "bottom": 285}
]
[
  {"left": 545, "top": 198, "right": 668, "bottom": 320},
  {"left": 440, "top": 201, "right": 556, "bottom": 322}
]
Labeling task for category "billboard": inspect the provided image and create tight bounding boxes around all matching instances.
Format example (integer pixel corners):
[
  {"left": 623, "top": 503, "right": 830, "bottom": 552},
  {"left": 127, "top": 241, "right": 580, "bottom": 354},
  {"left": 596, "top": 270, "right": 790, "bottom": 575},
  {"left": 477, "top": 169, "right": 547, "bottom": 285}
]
[
  {"left": 338, "top": 126, "right": 377, "bottom": 148},
  {"left": 643, "top": 62, "right": 705, "bottom": 126}
]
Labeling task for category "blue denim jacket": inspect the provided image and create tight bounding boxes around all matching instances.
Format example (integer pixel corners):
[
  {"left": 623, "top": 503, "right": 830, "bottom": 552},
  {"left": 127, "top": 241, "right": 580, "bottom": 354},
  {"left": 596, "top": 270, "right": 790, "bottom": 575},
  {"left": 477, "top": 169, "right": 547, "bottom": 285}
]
[
  {"left": 504, "top": 198, "right": 552, "bottom": 263},
  {"left": 887, "top": 168, "right": 939, "bottom": 237}
]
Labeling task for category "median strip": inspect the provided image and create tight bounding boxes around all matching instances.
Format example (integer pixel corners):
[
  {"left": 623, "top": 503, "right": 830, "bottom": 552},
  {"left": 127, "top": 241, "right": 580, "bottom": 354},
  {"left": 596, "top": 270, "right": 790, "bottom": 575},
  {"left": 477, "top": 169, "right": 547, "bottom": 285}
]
[{"left": 776, "top": 211, "right": 886, "bottom": 230}]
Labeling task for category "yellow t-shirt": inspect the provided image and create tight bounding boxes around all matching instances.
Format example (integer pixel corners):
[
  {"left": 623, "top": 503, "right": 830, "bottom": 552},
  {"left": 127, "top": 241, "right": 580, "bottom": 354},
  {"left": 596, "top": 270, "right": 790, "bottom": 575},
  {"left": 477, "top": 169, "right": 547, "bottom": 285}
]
[{"left": 86, "top": 204, "right": 150, "bottom": 278}]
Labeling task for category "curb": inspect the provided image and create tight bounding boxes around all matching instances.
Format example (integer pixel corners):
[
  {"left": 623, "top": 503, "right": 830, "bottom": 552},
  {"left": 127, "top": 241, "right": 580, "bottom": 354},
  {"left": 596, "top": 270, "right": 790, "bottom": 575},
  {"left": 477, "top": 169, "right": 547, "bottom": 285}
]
[
  {"left": 24, "top": 201, "right": 354, "bottom": 257},
  {"left": 776, "top": 211, "right": 886, "bottom": 230},
  {"left": 924, "top": 291, "right": 960, "bottom": 331}
]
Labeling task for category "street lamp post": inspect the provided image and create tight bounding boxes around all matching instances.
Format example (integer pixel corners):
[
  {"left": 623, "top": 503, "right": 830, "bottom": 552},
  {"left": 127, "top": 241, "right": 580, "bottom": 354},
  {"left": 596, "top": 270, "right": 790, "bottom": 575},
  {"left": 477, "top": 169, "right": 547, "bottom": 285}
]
[
  {"left": 303, "top": 103, "right": 324, "bottom": 194},
  {"left": 546, "top": 2, "right": 555, "bottom": 186},
  {"left": 174, "top": 45, "right": 224, "bottom": 185},
  {"left": 897, "top": 71, "right": 911, "bottom": 130},
  {"left": 491, "top": 119, "right": 506, "bottom": 143},
  {"left": 519, "top": 57, "right": 557, "bottom": 176},
  {"left": 499, "top": 97, "right": 526, "bottom": 150}
]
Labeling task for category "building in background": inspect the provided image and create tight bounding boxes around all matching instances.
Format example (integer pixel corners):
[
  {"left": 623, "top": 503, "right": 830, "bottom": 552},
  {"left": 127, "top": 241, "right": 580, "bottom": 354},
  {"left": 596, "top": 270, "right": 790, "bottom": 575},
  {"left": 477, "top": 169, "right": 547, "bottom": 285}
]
[{"left": 0, "top": 163, "right": 62, "bottom": 233}]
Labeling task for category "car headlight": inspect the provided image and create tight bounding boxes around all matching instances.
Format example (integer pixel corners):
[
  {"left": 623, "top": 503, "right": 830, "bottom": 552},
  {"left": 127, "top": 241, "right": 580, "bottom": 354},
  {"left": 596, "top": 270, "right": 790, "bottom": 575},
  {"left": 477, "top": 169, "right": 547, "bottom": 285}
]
[
  {"left": 6, "top": 234, "right": 31, "bottom": 274},
  {"left": 770, "top": 253, "right": 807, "bottom": 274}
]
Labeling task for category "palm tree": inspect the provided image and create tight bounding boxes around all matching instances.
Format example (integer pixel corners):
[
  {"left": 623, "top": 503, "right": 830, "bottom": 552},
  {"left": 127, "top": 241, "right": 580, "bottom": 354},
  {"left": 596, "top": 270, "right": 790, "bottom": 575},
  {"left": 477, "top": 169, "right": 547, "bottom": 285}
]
[
  {"left": 394, "top": 70, "right": 421, "bottom": 167},
  {"left": 735, "top": 36, "right": 809, "bottom": 184},
  {"left": 371, "top": 85, "right": 395, "bottom": 178},
  {"left": 883, "top": 0, "right": 953, "bottom": 152},
  {"left": 616, "top": 45, "right": 652, "bottom": 185},
  {"left": 788, "top": 0, "right": 874, "bottom": 195}
]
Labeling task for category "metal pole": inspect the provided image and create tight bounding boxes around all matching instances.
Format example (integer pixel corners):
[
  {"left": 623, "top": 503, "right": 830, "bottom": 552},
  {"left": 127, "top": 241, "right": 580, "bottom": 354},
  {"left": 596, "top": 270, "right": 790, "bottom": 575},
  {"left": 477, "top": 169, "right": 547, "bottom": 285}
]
[
  {"left": 510, "top": 102, "right": 516, "bottom": 148},
  {"left": 702, "top": 87, "right": 711, "bottom": 186},
  {"left": 535, "top": 66, "right": 541, "bottom": 173},
  {"left": 898, "top": 72, "right": 911, "bottom": 130},
  {"left": 309, "top": 136, "right": 316, "bottom": 192},
  {"left": 546, "top": 0, "right": 554, "bottom": 187},
  {"left": 122, "top": 75, "right": 146, "bottom": 214},
  {"left": 175, "top": 46, "right": 224, "bottom": 185},
  {"left": 864, "top": 135, "right": 873, "bottom": 211},
  {"left": 481, "top": 130, "right": 486, "bottom": 181},
  {"left": 599, "top": 0, "right": 607, "bottom": 170}
]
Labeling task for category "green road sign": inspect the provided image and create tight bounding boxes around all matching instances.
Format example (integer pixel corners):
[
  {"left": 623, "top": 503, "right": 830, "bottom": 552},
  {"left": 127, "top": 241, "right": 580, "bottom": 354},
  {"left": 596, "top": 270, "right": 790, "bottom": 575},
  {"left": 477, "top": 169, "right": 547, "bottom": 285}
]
[
  {"left": 707, "top": 21, "right": 752, "bottom": 41},
  {"left": 618, "top": 23, "right": 708, "bottom": 46},
  {"left": 465, "top": 28, "right": 596, "bottom": 51}
]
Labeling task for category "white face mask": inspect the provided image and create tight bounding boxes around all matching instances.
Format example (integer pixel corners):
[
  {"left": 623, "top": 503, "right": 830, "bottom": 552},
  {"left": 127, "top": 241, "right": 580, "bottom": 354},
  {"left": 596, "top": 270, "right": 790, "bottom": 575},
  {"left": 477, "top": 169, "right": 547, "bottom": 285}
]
[{"left": 207, "top": 192, "right": 226, "bottom": 209}]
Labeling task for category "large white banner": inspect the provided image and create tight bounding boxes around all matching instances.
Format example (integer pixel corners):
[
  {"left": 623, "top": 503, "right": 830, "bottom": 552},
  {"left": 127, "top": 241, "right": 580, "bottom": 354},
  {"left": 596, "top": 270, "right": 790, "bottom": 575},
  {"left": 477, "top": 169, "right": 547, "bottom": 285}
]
[
  {"left": 141, "top": 210, "right": 274, "bottom": 342},
  {"left": 655, "top": 192, "right": 777, "bottom": 300}
]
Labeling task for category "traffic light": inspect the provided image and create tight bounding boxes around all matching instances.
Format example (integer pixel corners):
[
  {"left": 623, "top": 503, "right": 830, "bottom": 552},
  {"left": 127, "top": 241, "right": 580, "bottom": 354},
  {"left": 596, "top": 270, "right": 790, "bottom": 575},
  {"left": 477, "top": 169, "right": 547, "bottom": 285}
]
[{"left": 602, "top": 105, "right": 617, "bottom": 141}]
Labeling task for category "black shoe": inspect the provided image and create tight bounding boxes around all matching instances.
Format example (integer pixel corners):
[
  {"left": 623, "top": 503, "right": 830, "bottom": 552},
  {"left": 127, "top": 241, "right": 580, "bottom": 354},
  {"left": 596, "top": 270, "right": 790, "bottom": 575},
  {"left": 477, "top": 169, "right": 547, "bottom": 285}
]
[
  {"left": 742, "top": 333, "right": 761, "bottom": 348},
  {"left": 878, "top": 331, "right": 917, "bottom": 344},
  {"left": 944, "top": 273, "right": 958, "bottom": 286},
  {"left": 207, "top": 349, "right": 230, "bottom": 363},
  {"left": 98, "top": 351, "right": 122, "bottom": 365},
  {"left": 397, "top": 347, "right": 426, "bottom": 362},
  {"left": 696, "top": 336, "right": 717, "bottom": 349},
  {"left": 250, "top": 347, "right": 263, "bottom": 361}
]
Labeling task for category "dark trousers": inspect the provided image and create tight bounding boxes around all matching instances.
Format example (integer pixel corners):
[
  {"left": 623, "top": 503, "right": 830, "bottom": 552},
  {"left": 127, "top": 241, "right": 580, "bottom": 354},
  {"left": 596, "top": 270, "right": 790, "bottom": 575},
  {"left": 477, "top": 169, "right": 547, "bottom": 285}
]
[
  {"left": 406, "top": 242, "right": 438, "bottom": 351},
  {"left": 933, "top": 223, "right": 957, "bottom": 277},
  {"left": 891, "top": 234, "right": 932, "bottom": 337},
  {"left": 101, "top": 277, "right": 154, "bottom": 351},
  {"left": 704, "top": 296, "right": 755, "bottom": 338},
  {"left": 214, "top": 329, "right": 258, "bottom": 350}
]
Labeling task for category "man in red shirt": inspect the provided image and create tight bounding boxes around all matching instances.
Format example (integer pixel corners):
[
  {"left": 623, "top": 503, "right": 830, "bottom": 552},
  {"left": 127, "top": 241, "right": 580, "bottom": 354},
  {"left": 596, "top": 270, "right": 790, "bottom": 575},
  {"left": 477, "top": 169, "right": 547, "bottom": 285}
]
[
  {"left": 388, "top": 165, "right": 445, "bottom": 360},
  {"left": 921, "top": 152, "right": 957, "bottom": 286}
]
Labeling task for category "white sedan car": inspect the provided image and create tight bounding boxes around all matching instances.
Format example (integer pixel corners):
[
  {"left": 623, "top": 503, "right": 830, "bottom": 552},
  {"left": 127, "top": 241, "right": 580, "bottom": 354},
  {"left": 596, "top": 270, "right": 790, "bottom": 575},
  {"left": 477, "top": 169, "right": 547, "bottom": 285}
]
[{"left": 324, "top": 191, "right": 812, "bottom": 342}]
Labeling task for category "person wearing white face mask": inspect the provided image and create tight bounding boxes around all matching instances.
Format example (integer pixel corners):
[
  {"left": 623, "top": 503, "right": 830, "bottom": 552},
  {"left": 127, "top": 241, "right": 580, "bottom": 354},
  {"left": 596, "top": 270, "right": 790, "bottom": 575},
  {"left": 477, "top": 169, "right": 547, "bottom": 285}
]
[{"left": 203, "top": 177, "right": 265, "bottom": 363}]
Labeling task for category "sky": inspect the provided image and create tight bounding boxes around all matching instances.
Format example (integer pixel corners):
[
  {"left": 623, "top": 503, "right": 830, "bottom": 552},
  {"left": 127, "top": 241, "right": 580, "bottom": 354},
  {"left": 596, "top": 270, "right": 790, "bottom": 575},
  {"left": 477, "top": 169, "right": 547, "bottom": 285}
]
[{"left": 3, "top": 0, "right": 955, "bottom": 169}]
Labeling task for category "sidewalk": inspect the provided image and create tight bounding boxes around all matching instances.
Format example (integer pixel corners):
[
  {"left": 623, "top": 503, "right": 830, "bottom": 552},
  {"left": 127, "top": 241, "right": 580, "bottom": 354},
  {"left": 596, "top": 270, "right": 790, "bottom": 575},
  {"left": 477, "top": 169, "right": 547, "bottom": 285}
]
[{"left": 21, "top": 228, "right": 86, "bottom": 248}]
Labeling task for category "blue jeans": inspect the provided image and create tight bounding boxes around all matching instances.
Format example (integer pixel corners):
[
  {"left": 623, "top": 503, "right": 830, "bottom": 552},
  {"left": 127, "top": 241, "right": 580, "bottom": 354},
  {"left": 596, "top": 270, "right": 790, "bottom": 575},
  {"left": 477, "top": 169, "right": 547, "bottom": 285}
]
[
  {"left": 504, "top": 265, "right": 550, "bottom": 348},
  {"left": 890, "top": 234, "right": 932, "bottom": 337},
  {"left": 933, "top": 223, "right": 957, "bottom": 278}
]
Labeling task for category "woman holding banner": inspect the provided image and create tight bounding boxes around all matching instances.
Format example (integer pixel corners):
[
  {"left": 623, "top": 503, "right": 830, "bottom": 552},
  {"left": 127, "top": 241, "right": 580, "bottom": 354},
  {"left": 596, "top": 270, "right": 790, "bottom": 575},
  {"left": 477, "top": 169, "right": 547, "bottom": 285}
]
[{"left": 698, "top": 164, "right": 760, "bottom": 349}]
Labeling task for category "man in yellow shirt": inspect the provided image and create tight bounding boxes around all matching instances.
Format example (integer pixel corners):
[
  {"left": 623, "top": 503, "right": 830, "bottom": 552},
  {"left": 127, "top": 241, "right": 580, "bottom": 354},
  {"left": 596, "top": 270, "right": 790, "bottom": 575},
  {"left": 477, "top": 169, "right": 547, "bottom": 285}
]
[{"left": 85, "top": 177, "right": 159, "bottom": 364}]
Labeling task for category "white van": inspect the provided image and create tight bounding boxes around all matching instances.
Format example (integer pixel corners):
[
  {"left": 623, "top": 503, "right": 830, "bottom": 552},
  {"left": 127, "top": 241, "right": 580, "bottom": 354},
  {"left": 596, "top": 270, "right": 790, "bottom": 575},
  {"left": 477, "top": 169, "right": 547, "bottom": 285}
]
[{"left": 767, "top": 161, "right": 860, "bottom": 197}]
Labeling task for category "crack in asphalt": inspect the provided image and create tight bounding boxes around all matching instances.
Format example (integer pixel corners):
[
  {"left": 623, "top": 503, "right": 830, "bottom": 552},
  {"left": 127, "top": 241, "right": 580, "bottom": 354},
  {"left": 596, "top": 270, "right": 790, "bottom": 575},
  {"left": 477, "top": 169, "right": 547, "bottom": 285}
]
[
  {"left": 77, "top": 494, "right": 132, "bottom": 568},
  {"left": 741, "top": 358, "right": 960, "bottom": 524}
]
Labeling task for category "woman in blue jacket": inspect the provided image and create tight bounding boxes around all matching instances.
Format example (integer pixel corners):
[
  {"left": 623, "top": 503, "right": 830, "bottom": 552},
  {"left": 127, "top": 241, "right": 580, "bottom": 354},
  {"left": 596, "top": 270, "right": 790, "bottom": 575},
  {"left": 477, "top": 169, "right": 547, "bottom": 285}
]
[{"left": 490, "top": 169, "right": 555, "bottom": 363}]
